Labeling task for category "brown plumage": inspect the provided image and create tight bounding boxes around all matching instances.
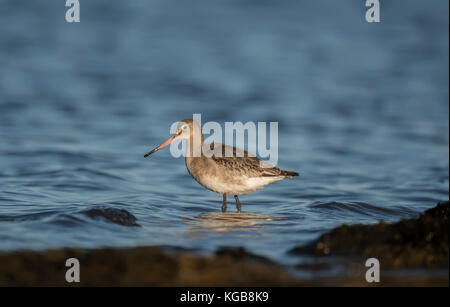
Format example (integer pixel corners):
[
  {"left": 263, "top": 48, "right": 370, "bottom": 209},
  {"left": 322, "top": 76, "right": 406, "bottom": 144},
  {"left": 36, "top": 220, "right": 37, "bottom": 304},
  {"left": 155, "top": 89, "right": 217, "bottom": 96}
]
[{"left": 145, "top": 118, "right": 299, "bottom": 213}]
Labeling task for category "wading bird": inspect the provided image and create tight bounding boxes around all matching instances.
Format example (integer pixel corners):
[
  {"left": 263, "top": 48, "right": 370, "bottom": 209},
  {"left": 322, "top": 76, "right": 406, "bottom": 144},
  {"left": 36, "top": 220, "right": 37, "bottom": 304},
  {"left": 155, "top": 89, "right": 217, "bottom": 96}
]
[{"left": 144, "top": 119, "right": 299, "bottom": 213}]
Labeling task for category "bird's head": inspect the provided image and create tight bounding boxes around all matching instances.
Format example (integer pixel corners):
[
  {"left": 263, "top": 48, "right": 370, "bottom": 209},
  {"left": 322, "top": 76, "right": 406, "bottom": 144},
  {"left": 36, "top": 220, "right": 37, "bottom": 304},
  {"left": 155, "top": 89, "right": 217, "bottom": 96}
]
[{"left": 144, "top": 118, "right": 202, "bottom": 158}]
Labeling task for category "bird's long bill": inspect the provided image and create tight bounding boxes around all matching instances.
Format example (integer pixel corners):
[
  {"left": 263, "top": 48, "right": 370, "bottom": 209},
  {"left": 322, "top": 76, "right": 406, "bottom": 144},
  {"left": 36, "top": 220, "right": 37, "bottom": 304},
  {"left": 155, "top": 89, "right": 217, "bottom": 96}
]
[{"left": 144, "top": 133, "right": 178, "bottom": 158}]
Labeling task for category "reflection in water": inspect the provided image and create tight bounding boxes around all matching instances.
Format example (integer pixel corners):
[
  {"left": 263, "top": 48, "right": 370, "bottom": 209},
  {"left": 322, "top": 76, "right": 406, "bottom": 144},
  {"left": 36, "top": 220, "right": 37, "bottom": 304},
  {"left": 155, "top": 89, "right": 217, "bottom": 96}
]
[{"left": 183, "top": 213, "right": 285, "bottom": 232}]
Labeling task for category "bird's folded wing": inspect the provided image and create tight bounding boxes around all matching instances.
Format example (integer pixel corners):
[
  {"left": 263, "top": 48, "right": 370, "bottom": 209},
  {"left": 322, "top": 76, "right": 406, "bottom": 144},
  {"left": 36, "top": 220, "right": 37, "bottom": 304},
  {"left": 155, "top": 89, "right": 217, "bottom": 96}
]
[{"left": 209, "top": 143, "right": 283, "bottom": 177}]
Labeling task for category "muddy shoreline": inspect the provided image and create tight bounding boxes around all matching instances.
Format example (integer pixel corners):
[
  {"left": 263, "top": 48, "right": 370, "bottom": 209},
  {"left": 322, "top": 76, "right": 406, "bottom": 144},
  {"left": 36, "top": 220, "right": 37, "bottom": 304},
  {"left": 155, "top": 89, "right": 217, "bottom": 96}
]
[{"left": 0, "top": 201, "right": 448, "bottom": 286}]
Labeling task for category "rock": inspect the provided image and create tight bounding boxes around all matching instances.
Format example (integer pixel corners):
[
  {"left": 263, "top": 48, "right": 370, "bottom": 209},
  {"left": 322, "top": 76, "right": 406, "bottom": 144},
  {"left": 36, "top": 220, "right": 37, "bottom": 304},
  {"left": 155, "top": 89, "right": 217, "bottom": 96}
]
[
  {"left": 215, "top": 246, "right": 275, "bottom": 266},
  {"left": 289, "top": 201, "right": 449, "bottom": 269},
  {"left": 81, "top": 207, "right": 140, "bottom": 227},
  {"left": 0, "top": 246, "right": 298, "bottom": 286}
]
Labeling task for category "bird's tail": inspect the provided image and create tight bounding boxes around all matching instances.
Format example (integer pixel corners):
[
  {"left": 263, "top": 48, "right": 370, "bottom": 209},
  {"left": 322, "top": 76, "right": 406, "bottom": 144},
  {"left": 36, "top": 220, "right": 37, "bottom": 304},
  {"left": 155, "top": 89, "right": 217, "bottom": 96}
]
[{"left": 280, "top": 170, "right": 299, "bottom": 178}]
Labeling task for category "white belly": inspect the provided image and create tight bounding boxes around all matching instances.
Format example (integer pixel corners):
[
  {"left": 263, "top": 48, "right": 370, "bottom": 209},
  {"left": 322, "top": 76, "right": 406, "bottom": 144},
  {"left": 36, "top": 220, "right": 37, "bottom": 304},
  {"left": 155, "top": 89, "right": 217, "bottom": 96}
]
[{"left": 196, "top": 175, "right": 285, "bottom": 195}]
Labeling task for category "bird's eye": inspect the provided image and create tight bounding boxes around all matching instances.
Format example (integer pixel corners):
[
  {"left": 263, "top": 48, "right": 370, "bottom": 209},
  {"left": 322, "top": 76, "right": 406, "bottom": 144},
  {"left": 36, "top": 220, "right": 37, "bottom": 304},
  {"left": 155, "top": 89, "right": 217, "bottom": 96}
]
[{"left": 182, "top": 125, "right": 188, "bottom": 130}]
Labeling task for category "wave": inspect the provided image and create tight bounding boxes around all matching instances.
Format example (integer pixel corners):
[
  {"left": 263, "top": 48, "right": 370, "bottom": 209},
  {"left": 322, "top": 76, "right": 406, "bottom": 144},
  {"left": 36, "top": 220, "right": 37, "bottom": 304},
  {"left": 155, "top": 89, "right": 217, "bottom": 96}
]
[
  {"left": 309, "top": 201, "right": 412, "bottom": 218},
  {"left": 0, "top": 206, "right": 139, "bottom": 227},
  {"left": 0, "top": 210, "right": 61, "bottom": 222}
]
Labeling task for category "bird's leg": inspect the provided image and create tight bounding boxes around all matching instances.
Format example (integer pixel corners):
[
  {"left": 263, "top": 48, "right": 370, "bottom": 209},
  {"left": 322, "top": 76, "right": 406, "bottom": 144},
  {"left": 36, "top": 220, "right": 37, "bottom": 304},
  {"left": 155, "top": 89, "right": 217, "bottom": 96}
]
[
  {"left": 234, "top": 195, "right": 242, "bottom": 213},
  {"left": 222, "top": 194, "right": 227, "bottom": 213}
]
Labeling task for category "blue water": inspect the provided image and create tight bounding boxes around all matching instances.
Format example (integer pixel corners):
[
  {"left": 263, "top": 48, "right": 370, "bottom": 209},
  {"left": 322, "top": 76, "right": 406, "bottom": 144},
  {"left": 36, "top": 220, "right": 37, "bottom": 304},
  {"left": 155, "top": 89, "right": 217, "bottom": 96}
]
[{"left": 0, "top": 0, "right": 448, "bottom": 266}]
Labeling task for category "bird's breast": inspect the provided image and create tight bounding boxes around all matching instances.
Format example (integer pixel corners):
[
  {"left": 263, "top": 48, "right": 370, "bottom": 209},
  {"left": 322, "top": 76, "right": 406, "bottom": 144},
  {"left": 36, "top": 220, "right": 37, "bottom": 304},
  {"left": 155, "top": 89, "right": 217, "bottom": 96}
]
[{"left": 185, "top": 157, "right": 283, "bottom": 195}]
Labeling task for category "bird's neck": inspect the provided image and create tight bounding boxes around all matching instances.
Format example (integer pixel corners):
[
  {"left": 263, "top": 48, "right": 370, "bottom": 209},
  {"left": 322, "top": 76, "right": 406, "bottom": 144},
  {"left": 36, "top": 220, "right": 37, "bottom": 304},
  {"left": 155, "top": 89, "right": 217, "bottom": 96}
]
[{"left": 187, "top": 132, "right": 204, "bottom": 158}]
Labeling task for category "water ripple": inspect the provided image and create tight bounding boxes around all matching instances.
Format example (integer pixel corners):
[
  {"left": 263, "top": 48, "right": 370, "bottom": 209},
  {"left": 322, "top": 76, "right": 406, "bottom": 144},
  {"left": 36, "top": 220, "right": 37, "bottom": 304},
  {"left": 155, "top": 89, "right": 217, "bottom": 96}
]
[{"left": 310, "top": 201, "right": 402, "bottom": 218}]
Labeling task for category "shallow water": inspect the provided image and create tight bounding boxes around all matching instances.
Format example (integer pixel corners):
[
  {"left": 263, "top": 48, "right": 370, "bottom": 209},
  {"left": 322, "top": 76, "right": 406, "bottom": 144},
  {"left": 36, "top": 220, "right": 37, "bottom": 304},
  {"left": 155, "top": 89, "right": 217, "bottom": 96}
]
[{"left": 0, "top": 0, "right": 448, "bottom": 266}]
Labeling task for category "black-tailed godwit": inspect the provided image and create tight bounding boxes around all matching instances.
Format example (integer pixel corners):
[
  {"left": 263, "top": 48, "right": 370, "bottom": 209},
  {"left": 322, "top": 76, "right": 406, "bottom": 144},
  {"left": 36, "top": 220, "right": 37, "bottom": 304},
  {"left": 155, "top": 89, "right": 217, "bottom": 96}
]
[{"left": 144, "top": 119, "right": 299, "bottom": 213}]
